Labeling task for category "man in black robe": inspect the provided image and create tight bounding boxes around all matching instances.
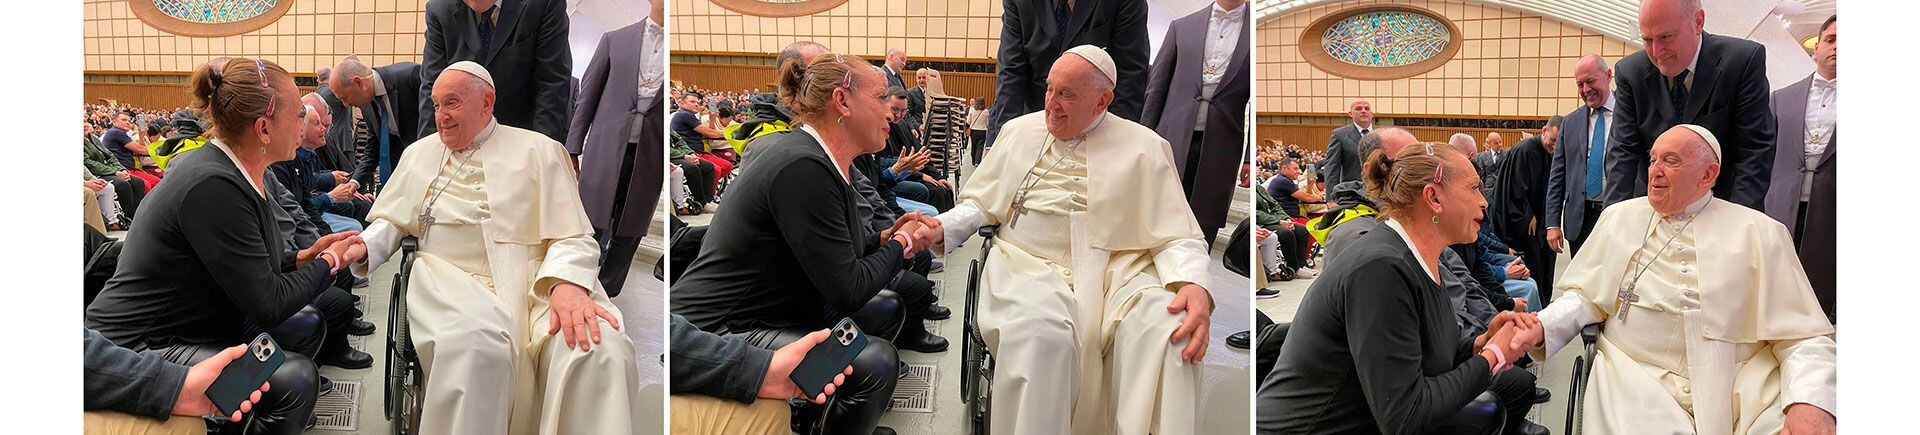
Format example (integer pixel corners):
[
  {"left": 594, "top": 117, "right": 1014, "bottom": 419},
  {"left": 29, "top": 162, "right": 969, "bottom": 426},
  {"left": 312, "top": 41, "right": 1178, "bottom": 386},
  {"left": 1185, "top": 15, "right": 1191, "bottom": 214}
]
[{"left": 1490, "top": 116, "right": 1562, "bottom": 302}]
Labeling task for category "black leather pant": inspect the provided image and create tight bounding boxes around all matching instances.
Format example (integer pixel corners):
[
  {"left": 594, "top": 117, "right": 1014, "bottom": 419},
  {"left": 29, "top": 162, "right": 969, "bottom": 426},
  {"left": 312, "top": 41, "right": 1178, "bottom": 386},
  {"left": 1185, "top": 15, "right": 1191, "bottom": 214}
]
[
  {"left": 1432, "top": 391, "right": 1505, "bottom": 435},
  {"left": 728, "top": 327, "right": 900, "bottom": 435},
  {"left": 147, "top": 306, "right": 326, "bottom": 435},
  {"left": 1488, "top": 368, "right": 1540, "bottom": 432},
  {"left": 311, "top": 284, "right": 359, "bottom": 359}
]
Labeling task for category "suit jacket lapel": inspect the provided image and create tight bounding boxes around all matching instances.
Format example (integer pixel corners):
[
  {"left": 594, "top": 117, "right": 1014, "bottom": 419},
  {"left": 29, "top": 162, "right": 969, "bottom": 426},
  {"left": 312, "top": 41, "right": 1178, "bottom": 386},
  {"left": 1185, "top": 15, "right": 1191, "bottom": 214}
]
[
  {"left": 485, "top": 0, "right": 523, "bottom": 64},
  {"left": 1061, "top": 0, "right": 1095, "bottom": 47},
  {"left": 1176, "top": 14, "right": 1204, "bottom": 92},
  {"left": 1682, "top": 34, "right": 1721, "bottom": 120}
]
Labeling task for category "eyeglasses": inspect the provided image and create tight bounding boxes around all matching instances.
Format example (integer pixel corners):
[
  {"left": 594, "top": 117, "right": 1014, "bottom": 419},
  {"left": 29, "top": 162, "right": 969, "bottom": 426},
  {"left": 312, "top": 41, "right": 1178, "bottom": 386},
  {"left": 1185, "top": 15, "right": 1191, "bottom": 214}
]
[{"left": 256, "top": 59, "right": 276, "bottom": 119}]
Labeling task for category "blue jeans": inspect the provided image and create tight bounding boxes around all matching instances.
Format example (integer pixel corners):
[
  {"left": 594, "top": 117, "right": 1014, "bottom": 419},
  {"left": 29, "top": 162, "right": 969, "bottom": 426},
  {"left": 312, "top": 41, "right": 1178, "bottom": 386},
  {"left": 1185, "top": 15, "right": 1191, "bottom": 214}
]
[
  {"left": 892, "top": 180, "right": 932, "bottom": 203},
  {"left": 1504, "top": 279, "right": 1541, "bottom": 312},
  {"left": 896, "top": 198, "right": 938, "bottom": 217},
  {"left": 321, "top": 213, "right": 363, "bottom": 233}
]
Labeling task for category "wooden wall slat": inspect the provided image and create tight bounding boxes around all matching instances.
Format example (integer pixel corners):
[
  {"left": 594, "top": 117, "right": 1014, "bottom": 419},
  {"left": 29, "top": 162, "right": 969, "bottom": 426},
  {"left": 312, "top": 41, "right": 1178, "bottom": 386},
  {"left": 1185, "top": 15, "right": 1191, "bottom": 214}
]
[
  {"left": 671, "top": 63, "right": 999, "bottom": 103},
  {"left": 1257, "top": 123, "right": 1540, "bottom": 154}
]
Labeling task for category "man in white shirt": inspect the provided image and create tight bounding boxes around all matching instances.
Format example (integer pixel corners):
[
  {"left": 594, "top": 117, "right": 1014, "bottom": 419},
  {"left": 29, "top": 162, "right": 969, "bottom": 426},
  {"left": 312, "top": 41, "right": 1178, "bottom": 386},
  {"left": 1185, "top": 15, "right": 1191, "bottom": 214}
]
[
  {"left": 1142, "top": 0, "right": 1251, "bottom": 244},
  {"left": 1762, "top": 15, "right": 1837, "bottom": 322}
]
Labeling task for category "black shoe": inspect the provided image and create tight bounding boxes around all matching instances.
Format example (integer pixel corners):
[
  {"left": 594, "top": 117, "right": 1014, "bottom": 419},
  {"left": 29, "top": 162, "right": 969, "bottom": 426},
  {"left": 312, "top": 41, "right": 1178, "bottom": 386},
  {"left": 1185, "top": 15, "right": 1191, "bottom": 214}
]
[
  {"left": 929, "top": 261, "right": 945, "bottom": 274},
  {"left": 317, "top": 347, "right": 374, "bottom": 369},
  {"left": 1256, "top": 288, "right": 1282, "bottom": 299},
  {"left": 872, "top": 427, "right": 897, "bottom": 435},
  {"left": 1226, "top": 331, "right": 1252, "bottom": 350},
  {"left": 897, "top": 332, "right": 949, "bottom": 353},
  {"left": 318, "top": 376, "right": 334, "bottom": 394},
  {"left": 1533, "top": 387, "right": 1551, "bottom": 404},
  {"left": 344, "top": 319, "right": 376, "bottom": 336},
  {"left": 1509, "top": 420, "right": 1551, "bottom": 435},
  {"left": 923, "top": 305, "right": 952, "bottom": 321},
  {"left": 353, "top": 276, "right": 370, "bottom": 288}
]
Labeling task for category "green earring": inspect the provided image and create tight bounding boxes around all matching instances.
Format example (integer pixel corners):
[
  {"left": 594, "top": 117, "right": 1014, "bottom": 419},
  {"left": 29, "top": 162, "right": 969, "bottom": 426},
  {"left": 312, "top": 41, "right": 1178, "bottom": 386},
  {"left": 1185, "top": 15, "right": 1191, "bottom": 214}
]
[
  {"left": 1432, "top": 216, "right": 1440, "bottom": 223},
  {"left": 837, "top": 117, "right": 845, "bottom": 125},
  {"left": 260, "top": 147, "right": 267, "bottom": 154}
]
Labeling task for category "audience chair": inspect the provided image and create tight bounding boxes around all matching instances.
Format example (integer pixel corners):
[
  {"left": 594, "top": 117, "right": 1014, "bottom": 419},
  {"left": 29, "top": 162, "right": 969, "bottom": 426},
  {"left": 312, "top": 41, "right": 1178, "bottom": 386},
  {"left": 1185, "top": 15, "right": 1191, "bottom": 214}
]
[
  {"left": 384, "top": 237, "right": 424, "bottom": 435},
  {"left": 920, "top": 95, "right": 971, "bottom": 180},
  {"left": 960, "top": 225, "right": 998, "bottom": 435}
]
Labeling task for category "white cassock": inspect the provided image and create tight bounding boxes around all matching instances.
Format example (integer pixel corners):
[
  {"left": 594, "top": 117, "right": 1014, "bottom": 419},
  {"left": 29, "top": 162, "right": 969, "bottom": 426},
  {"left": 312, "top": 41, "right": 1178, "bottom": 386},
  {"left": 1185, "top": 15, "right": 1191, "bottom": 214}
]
[
  {"left": 936, "top": 111, "right": 1211, "bottom": 435},
  {"left": 354, "top": 120, "right": 644, "bottom": 435},
  {"left": 1533, "top": 196, "right": 1836, "bottom": 434}
]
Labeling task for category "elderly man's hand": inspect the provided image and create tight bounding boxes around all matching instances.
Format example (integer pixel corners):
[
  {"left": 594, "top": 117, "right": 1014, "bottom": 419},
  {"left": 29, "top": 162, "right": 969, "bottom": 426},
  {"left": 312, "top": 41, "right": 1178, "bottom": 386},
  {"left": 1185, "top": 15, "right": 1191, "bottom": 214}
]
[
  {"left": 761, "top": 329, "right": 853, "bottom": 404},
  {"left": 298, "top": 231, "right": 359, "bottom": 268},
  {"left": 1546, "top": 228, "right": 1565, "bottom": 253},
  {"left": 331, "top": 171, "right": 350, "bottom": 185},
  {"left": 1167, "top": 283, "right": 1212, "bottom": 364},
  {"left": 1784, "top": 403, "right": 1836, "bottom": 435},
  {"left": 175, "top": 344, "right": 269, "bottom": 421},
  {"left": 1506, "top": 261, "right": 1530, "bottom": 281},
  {"left": 548, "top": 283, "right": 621, "bottom": 351}
]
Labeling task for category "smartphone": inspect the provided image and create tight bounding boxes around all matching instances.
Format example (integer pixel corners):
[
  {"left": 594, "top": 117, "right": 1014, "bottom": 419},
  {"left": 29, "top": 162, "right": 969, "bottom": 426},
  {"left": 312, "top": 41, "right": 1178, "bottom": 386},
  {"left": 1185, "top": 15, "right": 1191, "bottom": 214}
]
[
  {"left": 205, "top": 333, "right": 285, "bottom": 416},
  {"left": 789, "top": 318, "right": 868, "bottom": 399}
]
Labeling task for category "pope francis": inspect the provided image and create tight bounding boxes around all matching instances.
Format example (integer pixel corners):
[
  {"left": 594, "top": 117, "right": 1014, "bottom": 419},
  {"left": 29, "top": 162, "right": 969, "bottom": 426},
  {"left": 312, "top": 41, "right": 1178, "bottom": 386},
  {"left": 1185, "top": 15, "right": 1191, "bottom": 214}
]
[
  {"left": 353, "top": 62, "right": 644, "bottom": 434},
  {"left": 1516, "top": 125, "right": 1837, "bottom": 434},
  {"left": 926, "top": 45, "right": 1215, "bottom": 435}
]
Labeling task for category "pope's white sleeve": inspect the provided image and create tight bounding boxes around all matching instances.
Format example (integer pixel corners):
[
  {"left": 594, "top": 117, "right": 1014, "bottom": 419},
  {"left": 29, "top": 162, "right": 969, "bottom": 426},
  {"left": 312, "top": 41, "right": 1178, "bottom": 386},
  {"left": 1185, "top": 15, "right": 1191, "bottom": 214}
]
[
  {"left": 934, "top": 202, "right": 989, "bottom": 256},
  {"left": 1773, "top": 334, "right": 1838, "bottom": 416},
  {"left": 1532, "top": 291, "right": 1605, "bottom": 361},
  {"left": 533, "top": 234, "right": 604, "bottom": 296},
  {"left": 1150, "top": 237, "right": 1211, "bottom": 293},
  {"left": 352, "top": 219, "right": 404, "bottom": 278}
]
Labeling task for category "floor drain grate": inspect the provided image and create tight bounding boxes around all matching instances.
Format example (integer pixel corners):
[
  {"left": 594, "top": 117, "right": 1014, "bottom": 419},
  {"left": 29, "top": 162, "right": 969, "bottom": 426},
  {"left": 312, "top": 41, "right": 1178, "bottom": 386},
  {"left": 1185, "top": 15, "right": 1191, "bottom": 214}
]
[
  {"left": 311, "top": 380, "right": 360, "bottom": 431},
  {"left": 891, "top": 363, "right": 937, "bottom": 413}
]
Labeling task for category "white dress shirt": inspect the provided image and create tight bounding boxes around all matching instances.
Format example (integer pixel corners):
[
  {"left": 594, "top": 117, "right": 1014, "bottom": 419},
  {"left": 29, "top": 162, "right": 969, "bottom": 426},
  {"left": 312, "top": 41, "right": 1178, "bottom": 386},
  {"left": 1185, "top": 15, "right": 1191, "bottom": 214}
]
[
  {"left": 1801, "top": 74, "right": 1835, "bottom": 201},
  {"left": 1195, "top": 3, "right": 1245, "bottom": 130}
]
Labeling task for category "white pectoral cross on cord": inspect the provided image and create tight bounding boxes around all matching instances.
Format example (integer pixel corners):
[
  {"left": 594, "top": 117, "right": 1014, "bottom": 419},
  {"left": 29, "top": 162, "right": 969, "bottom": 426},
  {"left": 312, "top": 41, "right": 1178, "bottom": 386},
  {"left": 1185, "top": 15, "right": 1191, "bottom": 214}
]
[
  {"left": 418, "top": 212, "right": 436, "bottom": 241},
  {"left": 1007, "top": 194, "right": 1029, "bottom": 229}
]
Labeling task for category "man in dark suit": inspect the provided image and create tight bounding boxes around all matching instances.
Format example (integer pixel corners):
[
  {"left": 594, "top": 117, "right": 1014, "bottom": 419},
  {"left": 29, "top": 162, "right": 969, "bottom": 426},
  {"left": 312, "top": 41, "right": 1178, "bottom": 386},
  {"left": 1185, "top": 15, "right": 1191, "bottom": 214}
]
[
  {"left": 987, "top": 0, "right": 1148, "bottom": 145},
  {"left": 1763, "top": 15, "right": 1836, "bottom": 322},
  {"left": 1605, "top": 0, "right": 1775, "bottom": 210},
  {"left": 323, "top": 57, "right": 423, "bottom": 189},
  {"left": 421, "top": 0, "right": 572, "bottom": 143},
  {"left": 1490, "top": 117, "right": 1562, "bottom": 303},
  {"left": 1474, "top": 132, "right": 1504, "bottom": 198},
  {"left": 1319, "top": 98, "right": 1374, "bottom": 189},
  {"left": 1142, "top": 0, "right": 1249, "bottom": 245},
  {"left": 880, "top": 48, "right": 907, "bottom": 90},
  {"left": 566, "top": 12, "right": 664, "bottom": 298},
  {"left": 1547, "top": 55, "right": 1618, "bottom": 256}
]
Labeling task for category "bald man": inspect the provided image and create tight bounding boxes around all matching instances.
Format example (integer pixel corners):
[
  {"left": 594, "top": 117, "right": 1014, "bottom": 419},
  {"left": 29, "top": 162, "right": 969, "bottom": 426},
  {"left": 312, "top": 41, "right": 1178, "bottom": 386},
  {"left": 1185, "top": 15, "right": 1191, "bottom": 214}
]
[
  {"left": 929, "top": 45, "right": 1212, "bottom": 435},
  {"left": 1516, "top": 125, "right": 1833, "bottom": 434},
  {"left": 1548, "top": 55, "right": 1619, "bottom": 257},
  {"left": 320, "top": 56, "right": 423, "bottom": 189},
  {"left": 354, "top": 63, "right": 642, "bottom": 434},
  {"left": 1320, "top": 98, "right": 1375, "bottom": 189},
  {"left": 1605, "top": 0, "right": 1775, "bottom": 210}
]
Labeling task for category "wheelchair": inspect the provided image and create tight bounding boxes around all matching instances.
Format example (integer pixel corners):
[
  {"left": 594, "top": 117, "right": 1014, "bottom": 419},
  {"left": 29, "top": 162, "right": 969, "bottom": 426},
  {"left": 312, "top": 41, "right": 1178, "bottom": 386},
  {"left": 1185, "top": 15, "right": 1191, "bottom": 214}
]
[
  {"left": 960, "top": 226, "right": 998, "bottom": 435},
  {"left": 384, "top": 237, "right": 424, "bottom": 435},
  {"left": 1563, "top": 323, "right": 1603, "bottom": 435}
]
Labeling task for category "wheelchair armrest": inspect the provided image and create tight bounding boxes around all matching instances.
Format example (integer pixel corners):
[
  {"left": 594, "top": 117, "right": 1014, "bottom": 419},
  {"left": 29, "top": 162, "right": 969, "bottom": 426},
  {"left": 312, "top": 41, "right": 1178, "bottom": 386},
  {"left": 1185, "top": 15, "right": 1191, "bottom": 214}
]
[
  {"left": 1580, "top": 323, "right": 1602, "bottom": 350},
  {"left": 978, "top": 225, "right": 998, "bottom": 239}
]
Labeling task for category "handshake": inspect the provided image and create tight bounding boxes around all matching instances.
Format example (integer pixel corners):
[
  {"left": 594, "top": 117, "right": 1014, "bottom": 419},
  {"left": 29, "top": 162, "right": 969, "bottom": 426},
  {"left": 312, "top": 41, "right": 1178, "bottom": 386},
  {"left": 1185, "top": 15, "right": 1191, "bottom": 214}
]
[
  {"left": 1473, "top": 310, "right": 1548, "bottom": 374},
  {"left": 297, "top": 230, "right": 368, "bottom": 273},
  {"left": 881, "top": 211, "right": 944, "bottom": 259}
]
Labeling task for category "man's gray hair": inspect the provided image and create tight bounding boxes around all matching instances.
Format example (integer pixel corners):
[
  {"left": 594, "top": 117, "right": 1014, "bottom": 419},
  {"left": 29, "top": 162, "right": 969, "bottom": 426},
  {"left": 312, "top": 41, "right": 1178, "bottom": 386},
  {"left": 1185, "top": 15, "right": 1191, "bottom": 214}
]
[
  {"left": 775, "top": 41, "right": 827, "bottom": 72},
  {"left": 332, "top": 55, "right": 373, "bottom": 83},
  {"left": 1358, "top": 126, "right": 1409, "bottom": 161},
  {"left": 1447, "top": 133, "right": 1476, "bottom": 154}
]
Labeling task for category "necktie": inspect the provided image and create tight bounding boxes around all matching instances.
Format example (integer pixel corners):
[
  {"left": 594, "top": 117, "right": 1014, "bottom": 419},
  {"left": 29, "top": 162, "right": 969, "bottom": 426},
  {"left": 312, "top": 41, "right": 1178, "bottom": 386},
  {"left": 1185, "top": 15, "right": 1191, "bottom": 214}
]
[
  {"left": 373, "top": 101, "right": 393, "bottom": 185},
  {"left": 1585, "top": 108, "right": 1607, "bottom": 199},
  {"left": 1669, "top": 70, "right": 1690, "bottom": 120},
  {"left": 476, "top": 6, "right": 496, "bottom": 51}
]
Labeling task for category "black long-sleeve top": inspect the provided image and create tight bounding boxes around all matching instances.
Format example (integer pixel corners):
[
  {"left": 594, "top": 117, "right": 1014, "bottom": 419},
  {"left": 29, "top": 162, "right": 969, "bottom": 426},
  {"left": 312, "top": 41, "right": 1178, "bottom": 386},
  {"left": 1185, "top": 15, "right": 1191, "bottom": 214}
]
[
  {"left": 668, "top": 315, "right": 773, "bottom": 403},
  {"left": 1257, "top": 221, "right": 1492, "bottom": 434},
  {"left": 83, "top": 328, "right": 185, "bottom": 419},
  {"left": 86, "top": 145, "right": 335, "bottom": 351},
  {"left": 672, "top": 131, "right": 907, "bottom": 333}
]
